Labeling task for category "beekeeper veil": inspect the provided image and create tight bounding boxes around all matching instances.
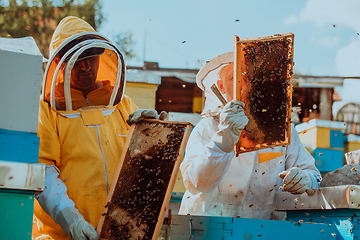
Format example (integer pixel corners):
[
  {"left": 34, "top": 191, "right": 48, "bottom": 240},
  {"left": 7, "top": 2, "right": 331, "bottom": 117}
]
[
  {"left": 41, "top": 16, "right": 126, "bottom": 111},
  {"left": 197, "top": 51, "right": 233, "bottom": 116}
]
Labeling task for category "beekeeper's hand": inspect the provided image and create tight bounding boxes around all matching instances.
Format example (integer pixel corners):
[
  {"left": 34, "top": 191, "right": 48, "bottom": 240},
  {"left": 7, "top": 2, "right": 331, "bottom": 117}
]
[
  {"left": 127, "top": 109, "right": 169, "bottom": 125},
  {"left": 56, "top": 207, "right": 99, "bottom": 240},
  {"left": 212, "top": 100, "right": 249, "bottom": 152},
  {"left": 279, "top": 167, "right": 312, "bottom": 194}
]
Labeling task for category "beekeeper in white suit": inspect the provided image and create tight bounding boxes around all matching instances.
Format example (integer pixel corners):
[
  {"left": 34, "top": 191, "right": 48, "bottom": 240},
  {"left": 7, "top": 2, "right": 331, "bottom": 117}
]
[{"left": 179, "top": 52, "right": 321, "bottom": 220}]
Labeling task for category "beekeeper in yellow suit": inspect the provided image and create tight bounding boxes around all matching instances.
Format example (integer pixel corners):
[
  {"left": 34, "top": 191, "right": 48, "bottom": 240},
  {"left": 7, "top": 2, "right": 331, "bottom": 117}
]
[
  {"left": 179, "top": 52, "right": 322, "bottom": 220},
  {"left": 32, "top": 16, "right": 166, "bottom": 240}
]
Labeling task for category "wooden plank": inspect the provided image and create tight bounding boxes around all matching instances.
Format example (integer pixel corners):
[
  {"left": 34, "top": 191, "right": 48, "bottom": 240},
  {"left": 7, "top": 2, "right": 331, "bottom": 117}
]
[
  {"left": 0, "top": 160, "right": 45, "bottom": 192},
  {"left": 237, "top": 32, "right": 294, "bottom": 43},
  {"left": 233, "top": 33, "right": 294, "bottom": 154},
  {"left": 234, "top": 35, "right": 241, "bottom": 101},
  {"left": 97, "top": 119, "right": 192, "bottom": 240}
]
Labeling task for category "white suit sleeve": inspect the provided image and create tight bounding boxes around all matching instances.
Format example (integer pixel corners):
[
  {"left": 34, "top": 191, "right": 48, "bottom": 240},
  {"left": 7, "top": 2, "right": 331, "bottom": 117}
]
[
  {"left": 35, "top": 165, "right": 76, "bottom": 221},
  {"left": 180, "top": 118, "right": 234, "bottom": 193},
  {"left": 285, "top": 126, "right": 322, "bottom": 189}
]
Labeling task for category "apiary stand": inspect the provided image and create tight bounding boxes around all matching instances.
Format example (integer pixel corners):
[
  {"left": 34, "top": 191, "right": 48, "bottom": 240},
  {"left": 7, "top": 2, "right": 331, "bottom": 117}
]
[
  {"left": 276, "top": 185, "right": 360, "bottom": 239},
  {"left": 97, "top": 119, "right": 192, "bottom": 239}
]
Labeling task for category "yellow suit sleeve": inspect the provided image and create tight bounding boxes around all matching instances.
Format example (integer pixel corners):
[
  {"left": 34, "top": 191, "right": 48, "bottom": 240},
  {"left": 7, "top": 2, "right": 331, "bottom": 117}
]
[{"left": 37, "top": 100, "right": 61, "bottom": 166}]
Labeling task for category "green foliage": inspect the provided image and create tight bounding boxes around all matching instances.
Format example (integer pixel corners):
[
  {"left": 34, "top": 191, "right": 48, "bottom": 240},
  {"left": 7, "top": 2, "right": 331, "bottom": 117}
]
[
  {"left": 0, "top": 0, "right": 103, "bottom": 58},
  {"left": 114, "top": 31, "right": 137, "bottom": 60}
]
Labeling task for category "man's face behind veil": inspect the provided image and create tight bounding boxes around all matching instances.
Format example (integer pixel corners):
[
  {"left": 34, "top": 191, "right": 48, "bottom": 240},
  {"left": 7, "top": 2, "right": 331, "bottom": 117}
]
[
  {"left": 217, "top": 63, "right": 234, "bottom": 101},
  {"left": 70, "top": 56, "right": 100, "bottom": 91}
]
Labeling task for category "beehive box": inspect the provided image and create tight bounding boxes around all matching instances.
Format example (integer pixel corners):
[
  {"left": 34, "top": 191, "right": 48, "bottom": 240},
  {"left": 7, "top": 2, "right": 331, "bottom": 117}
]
[
  {"left": 170, "top": 215, "right": 337, "bottom": 239},
  {"left": 0, "top": 36, "right": 45, "bottom": 240},
  {"left": 0, "top": 160, "right": 45, "bottom": 240},
  {"left": 0, "top": 37, "right": 42, "bottom": 133},
  {"left": 344, "top": 134, "right": 360, "bottom": 157},
  {"left": 277, "top": 185, "right": 360, "bottom": 239},
  {"left": 295, "top": 119, "right": 346, "bottom": 173},
  {"left": 97, "top": 119, "right": 192, "bottom": 240},
  {"left": 295, "top": 119, "right": 346, "bottom": 150},
  {"left": 233, "top": 33, "right": 294, "bottom": 154}
]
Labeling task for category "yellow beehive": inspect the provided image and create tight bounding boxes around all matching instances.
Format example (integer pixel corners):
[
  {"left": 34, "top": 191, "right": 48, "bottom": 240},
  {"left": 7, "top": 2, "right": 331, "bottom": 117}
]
[
  {"left": 344, "top": 134, "right": 360, "bottom": 154},
  {"left": 125, "top": 82, "right": 158, "bottom": 109},
  {"left": 295, "top": 119, "right": 346, "bottom": 150},
  {"left": 125, "top": 71, "right": 161, "bottom": 109}
]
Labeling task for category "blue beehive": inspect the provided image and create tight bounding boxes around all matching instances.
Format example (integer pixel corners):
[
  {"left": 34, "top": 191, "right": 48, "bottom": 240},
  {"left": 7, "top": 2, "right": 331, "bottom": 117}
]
[
  {"left": 276, "top": 185, "right": 360, "bottom": 240},
  {"left": 169, "top": 214, "right": 337, "bottom": 239},
  {"left": 295, "top": 119, "right": 347, "bottom": 174}
]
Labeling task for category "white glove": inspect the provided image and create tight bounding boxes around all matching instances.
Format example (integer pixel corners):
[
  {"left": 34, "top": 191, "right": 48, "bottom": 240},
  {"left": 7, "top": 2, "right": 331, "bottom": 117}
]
[
  {"left": 279, "top": 167, "right": 312, "bottom": 194},
  {"left": 212, "top": 100, "right": 249, "bottom": 152},
  {"left": 126, "top": 109, "right": 168, "bottom": 125},
  {"left": 55, "top": 207, "right": 99, "bottom": 240}
]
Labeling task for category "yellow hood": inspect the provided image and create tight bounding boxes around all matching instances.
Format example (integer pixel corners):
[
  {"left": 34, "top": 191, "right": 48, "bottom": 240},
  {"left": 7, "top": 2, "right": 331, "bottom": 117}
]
[
  {"left": 49, "top": 16, "right": 96, "bottom": 58},
  {"left": 42, "top": 16, "right": 126, "bottom": 111}
]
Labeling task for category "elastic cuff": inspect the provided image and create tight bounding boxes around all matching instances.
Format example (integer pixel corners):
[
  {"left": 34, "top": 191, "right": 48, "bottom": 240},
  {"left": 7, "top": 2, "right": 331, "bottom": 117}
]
[
  {"left": 308, "top": 172, "right": 320, "bottom": 189},
  {"left": 55, "top": 207, "right": 83, "bottom": 227}
]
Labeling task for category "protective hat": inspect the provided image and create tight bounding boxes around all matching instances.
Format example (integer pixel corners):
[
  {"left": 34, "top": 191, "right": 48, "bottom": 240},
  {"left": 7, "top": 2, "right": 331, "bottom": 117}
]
[{"left": 196, "top": 51, "right": 233, "bottom": 115}]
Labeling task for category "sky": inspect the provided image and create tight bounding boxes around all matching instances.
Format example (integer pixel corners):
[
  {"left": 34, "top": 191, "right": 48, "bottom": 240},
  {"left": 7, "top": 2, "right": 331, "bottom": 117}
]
[
  {"left": 99, "top": 0, "right": 360, "bottom": 115},
  {"left": 99, "top": 0, "right": 360, "bottom": 77}
]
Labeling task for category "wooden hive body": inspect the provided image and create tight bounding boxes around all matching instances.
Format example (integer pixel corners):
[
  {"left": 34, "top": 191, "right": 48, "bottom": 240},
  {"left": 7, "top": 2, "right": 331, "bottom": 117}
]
[
  {"left": 97, "top": 119, "right": 192, "bottom": 239},
  {"left": 234, "top": 33, "right": 294, "bottom": 154}
]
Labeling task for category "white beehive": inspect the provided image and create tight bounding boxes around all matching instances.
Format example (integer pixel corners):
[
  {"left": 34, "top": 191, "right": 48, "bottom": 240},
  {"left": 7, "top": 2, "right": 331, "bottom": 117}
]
[{"left": 0, "top": 37, "right": 43, "bottom": 133}]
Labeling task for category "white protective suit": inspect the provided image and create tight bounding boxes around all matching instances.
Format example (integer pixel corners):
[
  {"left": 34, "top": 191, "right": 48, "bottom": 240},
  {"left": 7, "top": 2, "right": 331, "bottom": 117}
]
[{"left": 179, "top": 52, "right": 322, "bottom": 220}]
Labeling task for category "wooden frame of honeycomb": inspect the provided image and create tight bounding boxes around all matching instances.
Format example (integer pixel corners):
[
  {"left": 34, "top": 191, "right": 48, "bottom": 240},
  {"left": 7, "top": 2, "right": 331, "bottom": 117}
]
[
  {"left": 96, "top": 119, "right": 192, "bottom": 239},
  {"left": 233, "top": 33, "right": 294, "bottom": 155}
]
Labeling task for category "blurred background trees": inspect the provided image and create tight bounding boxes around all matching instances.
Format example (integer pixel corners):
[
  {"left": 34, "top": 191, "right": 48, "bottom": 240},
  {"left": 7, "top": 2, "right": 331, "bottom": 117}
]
[
  {"left": 114, "top": 31, "right": 137, "bottom": 61},
  {"left": 0, "top": 0, "right": 136, "bottom": 60}
]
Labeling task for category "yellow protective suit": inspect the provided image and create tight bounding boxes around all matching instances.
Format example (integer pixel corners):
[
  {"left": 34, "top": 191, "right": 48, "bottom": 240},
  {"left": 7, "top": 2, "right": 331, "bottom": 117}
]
[{"left": 32, "top": 16, "right": 137, "bottom": 240}]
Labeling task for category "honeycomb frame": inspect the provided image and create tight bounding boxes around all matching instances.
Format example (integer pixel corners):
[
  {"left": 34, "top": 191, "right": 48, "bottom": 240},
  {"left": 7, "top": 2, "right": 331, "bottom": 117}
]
[
  {"left": 233, "top": 33, "right": 294, "bottom": 154},
  {"left": 96, "top": 119, "right": 192, "bottom": 239}
]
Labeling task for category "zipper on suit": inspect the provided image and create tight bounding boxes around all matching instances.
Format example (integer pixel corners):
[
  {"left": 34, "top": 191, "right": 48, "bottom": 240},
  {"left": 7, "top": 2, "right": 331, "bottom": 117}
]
[{"left": 94, "top": 125, "right": 109, "bottom": 195}]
